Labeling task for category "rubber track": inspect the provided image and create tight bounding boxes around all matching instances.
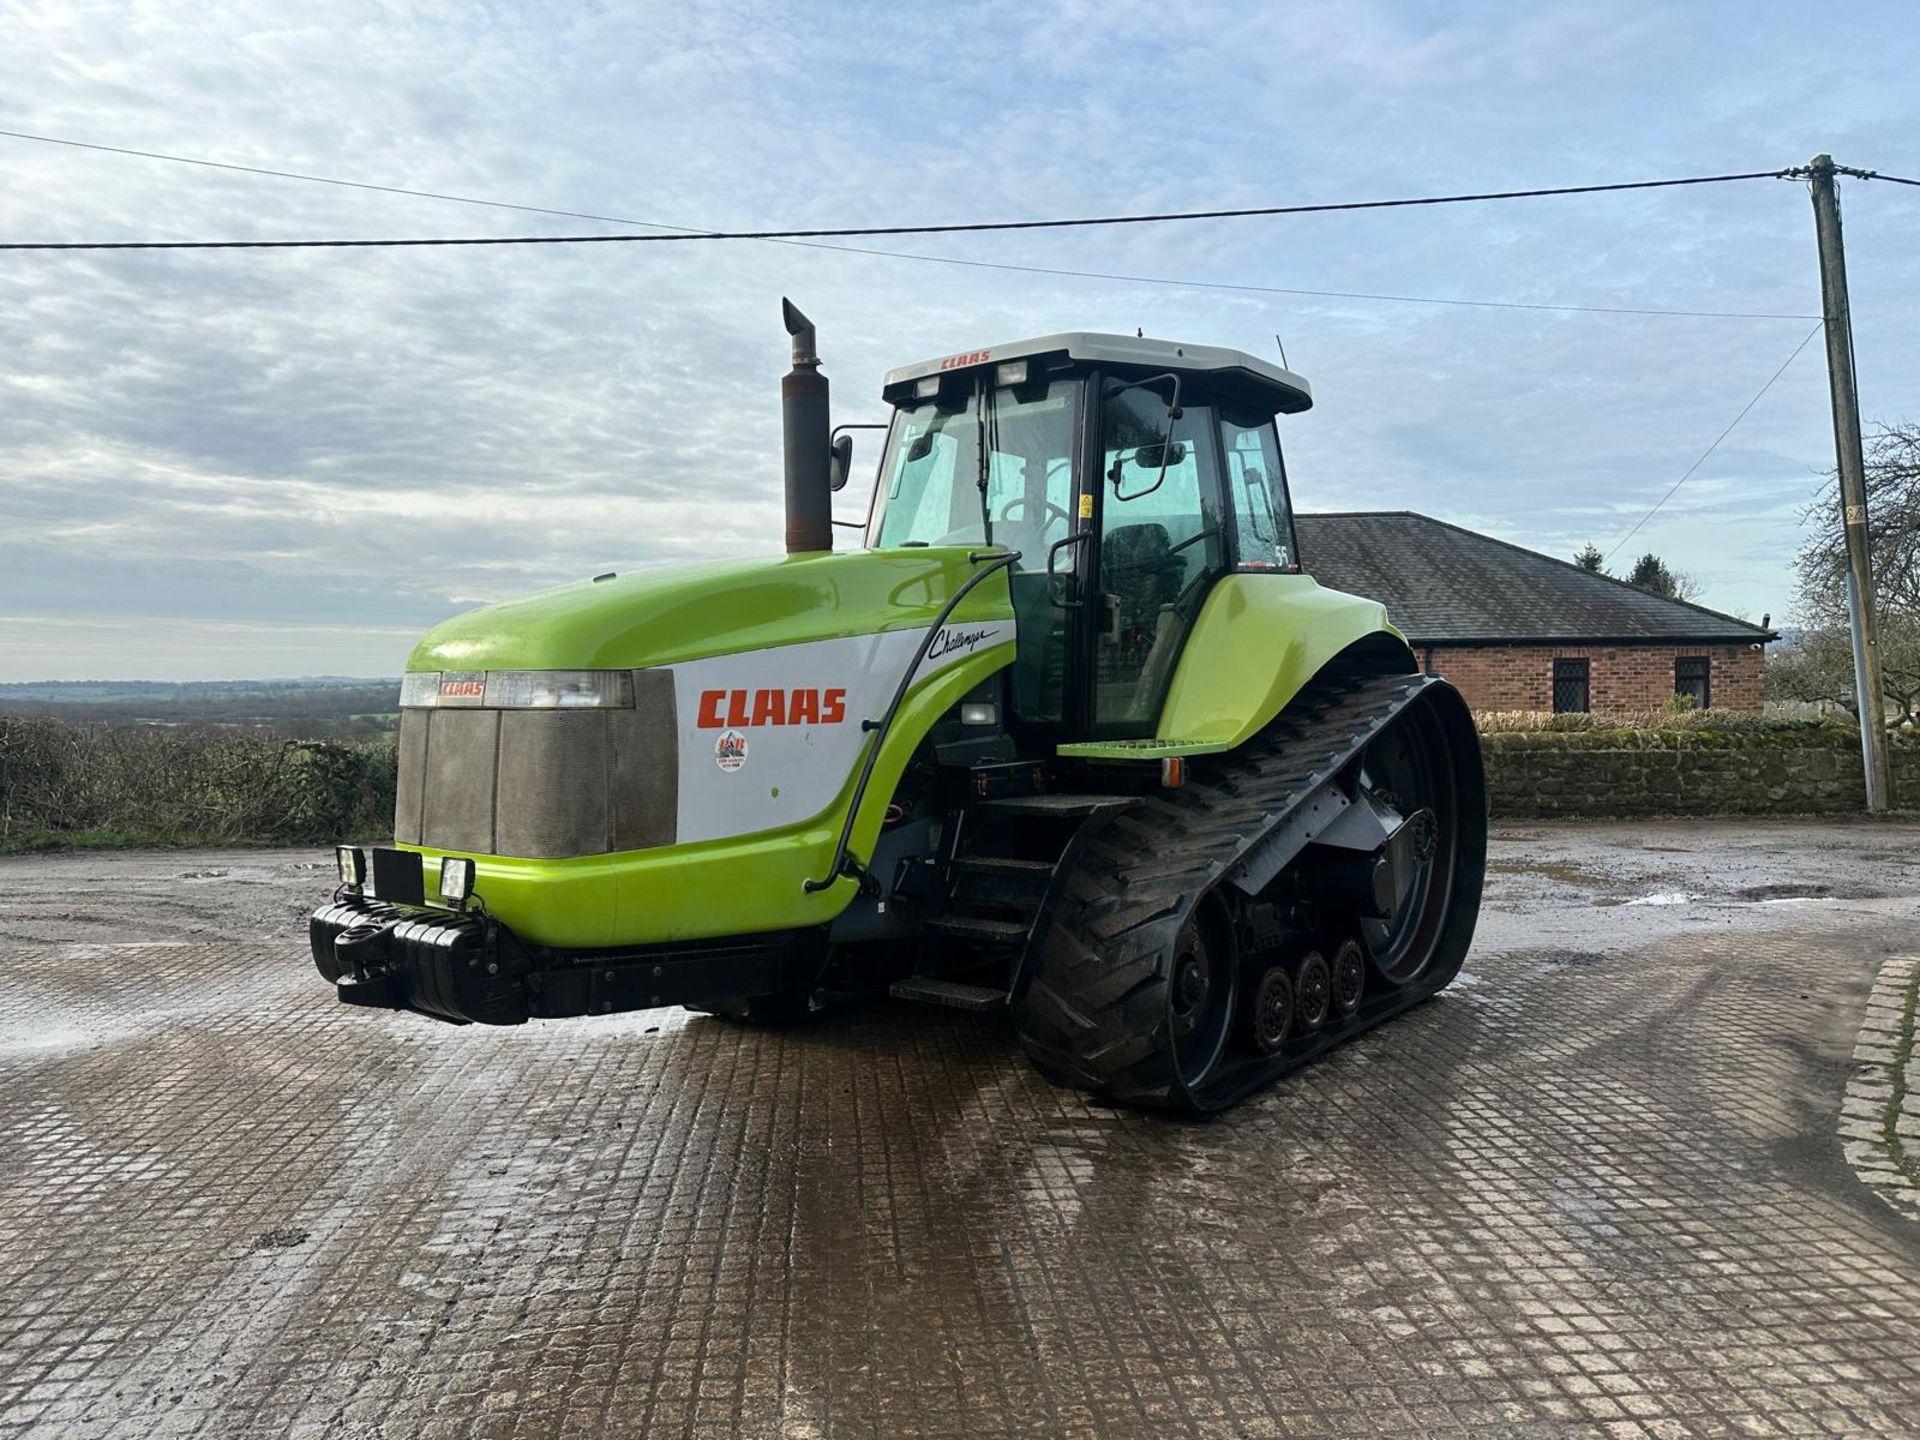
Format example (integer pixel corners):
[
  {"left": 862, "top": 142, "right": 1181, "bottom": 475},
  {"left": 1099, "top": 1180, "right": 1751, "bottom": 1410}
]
[{"left": 1010, "top": 672, "right": 1474, "bottom": 1113}]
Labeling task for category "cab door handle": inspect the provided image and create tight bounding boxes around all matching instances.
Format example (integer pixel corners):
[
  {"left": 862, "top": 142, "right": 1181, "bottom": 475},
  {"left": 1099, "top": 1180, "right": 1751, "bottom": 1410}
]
[{"left": 1046, "top": 533, "right": 1089, "bottom": 609}]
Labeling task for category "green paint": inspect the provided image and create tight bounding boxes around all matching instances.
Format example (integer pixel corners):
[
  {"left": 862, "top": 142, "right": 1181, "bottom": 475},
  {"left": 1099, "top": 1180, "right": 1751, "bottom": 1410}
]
[
  {"left": 409, "top": 548, "right": 1011, "bottom": 672},
  {"left": 399, "top": 644, "right": 1009, "bottom": 948},
  {"left": 1080, "top": 574, "right": 1409, "bottom": 757},
  {"left": 391, "top": 560, "right": 1398, "bottom": 946}
]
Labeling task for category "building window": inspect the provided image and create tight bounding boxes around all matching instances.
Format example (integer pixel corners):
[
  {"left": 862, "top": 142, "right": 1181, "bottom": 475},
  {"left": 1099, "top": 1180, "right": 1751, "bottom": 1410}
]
[
  {"left": 1675, "top": 655, "right": 1711, "bottom": 710},
  {"left": 1552, "top": 658, "right": 1590, "bottom": 713}
]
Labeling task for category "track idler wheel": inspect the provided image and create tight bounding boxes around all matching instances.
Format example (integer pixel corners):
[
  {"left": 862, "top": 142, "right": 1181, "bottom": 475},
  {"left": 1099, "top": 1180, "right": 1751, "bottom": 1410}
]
[
  {"left": 1330, "top": 938, "right": 1366, "bottom": 1021},
  {"left": 1168, "top": 910, "right": 1236, "bottom": 1090},
  {"left": 1248, "top": 966, "right": 1295, "bottom": 1056},
  {"left": 1294, "top": 950, "right": 1331, "bottom": 1031}
]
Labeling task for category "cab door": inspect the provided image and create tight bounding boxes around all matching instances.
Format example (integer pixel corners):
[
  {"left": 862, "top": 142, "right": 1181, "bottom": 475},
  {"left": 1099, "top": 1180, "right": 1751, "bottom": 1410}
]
[{"left": 1082, "top": 381, "right": 1229, "bottom": 736}]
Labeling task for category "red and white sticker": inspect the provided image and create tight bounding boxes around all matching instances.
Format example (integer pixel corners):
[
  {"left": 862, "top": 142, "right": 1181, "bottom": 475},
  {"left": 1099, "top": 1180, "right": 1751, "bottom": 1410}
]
[
  {"left": 665, "top": 621, "right": 1016, "bottom": 844},
  {"left": 696, "top": 688, "right": 847, "bottom": 729}
]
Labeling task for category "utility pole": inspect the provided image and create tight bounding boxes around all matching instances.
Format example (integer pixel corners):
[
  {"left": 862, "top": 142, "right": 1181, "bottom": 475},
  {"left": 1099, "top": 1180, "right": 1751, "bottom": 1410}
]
[{"left": 1806, "top": 155, "right": 1893, "bottom": 811}]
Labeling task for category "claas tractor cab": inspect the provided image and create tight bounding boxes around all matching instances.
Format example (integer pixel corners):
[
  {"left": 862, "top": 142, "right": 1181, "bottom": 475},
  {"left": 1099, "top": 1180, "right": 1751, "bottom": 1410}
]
[{"left": 312, "top": 302, "right": 1485, "bottom": 1113}]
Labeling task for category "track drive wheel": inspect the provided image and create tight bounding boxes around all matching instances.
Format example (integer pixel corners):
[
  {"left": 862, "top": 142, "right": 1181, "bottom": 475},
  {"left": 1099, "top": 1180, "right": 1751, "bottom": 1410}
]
[{"left": 1168, "top": 906, "right": 1237, "bottom": 1094}]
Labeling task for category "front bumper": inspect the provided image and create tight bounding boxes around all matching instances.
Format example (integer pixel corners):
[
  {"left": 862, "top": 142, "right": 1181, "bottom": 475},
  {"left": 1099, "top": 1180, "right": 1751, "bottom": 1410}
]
[
  {"left": 309, "top": 894, "right": 808, "bottom": 1025},
  {"left": 311, "top": 897, "right": 526, "bottom": 1025}
]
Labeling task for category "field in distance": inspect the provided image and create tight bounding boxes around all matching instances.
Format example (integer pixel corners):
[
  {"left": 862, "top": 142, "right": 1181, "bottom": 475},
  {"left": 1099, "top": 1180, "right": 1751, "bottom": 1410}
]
[{"left": 0, "top": 677, "right": 400, "bottom": 739}]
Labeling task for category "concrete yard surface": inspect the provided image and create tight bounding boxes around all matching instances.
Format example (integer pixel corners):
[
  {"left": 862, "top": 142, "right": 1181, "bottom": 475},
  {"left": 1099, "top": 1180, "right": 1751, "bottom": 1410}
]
[{"left": 1, "top": 819, "right": 1918, "bottom": 1438}]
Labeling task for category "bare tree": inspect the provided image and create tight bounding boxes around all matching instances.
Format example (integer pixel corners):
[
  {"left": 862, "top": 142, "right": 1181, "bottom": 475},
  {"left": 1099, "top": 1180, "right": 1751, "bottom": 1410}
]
[
  {"left": 1784, "top": 421, "right": 1920, "bottom": 727},
  {"left": 1798, "top": 421, "right": 1920, "bottom": 616}
]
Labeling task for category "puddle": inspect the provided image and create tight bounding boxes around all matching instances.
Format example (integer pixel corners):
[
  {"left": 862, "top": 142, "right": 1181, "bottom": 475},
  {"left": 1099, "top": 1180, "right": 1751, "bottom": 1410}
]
[{"left": 1733, "top": 883, "right": 1851, "bottom": 902}]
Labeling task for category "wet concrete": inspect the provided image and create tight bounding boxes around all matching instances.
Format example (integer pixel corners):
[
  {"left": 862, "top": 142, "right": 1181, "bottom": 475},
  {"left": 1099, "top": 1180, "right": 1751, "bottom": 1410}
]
[{"left": 1, "top": 820, "right": 1918, "bottom": 1437}]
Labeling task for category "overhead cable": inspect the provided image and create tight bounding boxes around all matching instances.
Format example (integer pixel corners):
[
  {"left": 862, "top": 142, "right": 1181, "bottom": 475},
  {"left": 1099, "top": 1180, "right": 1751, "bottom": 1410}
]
[
  {"left": 1605, "top": 322, "right": 1825, "bottom": 561},
  {"left": 0, "top": 166, "right": 1798, "bottom": 252}
]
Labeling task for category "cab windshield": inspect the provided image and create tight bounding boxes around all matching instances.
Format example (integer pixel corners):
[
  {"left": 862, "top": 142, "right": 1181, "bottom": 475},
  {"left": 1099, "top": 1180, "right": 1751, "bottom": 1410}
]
[{"left": 871, "top": 378, "right": 1080, "bottom": 569}]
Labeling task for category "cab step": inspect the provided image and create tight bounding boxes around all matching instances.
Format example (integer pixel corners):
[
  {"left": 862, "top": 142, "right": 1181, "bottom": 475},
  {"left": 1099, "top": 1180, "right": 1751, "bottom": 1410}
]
[
  {"left": 888, "top": 977, "right": 1009, "bottom": 1012},
  {"left": 977, "top": 793, "right": 1134, "bottom": 817},
  {"left": 922, "top": 913, "right": 1031, "bottom": 944},
  {"left": 952, "top": 855, "right": 1054, "bottom": 877}
]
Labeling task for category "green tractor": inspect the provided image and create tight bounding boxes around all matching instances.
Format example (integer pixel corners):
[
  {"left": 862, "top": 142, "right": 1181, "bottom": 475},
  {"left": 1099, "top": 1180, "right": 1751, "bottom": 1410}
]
[{"left": 312, "top": 302, "right": 1485, "bottom": 1113}]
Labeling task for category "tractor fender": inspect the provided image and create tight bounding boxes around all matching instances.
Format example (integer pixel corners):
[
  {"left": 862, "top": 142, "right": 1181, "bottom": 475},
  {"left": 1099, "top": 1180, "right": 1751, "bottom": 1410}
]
[{"left": 1151, "top": 573, "right": 1417, "bottom": 753}]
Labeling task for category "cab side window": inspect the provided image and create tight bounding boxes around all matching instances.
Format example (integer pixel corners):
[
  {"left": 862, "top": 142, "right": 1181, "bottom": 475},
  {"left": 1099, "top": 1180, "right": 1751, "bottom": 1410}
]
[{"left": 1219, "top": 415, "right": 1297, "bottom": 571}]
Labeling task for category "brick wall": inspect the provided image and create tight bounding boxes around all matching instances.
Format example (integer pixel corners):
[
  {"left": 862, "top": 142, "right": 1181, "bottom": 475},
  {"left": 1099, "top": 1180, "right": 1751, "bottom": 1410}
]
[{"left": 1418, "top": 643, "right": 1766, "bottom": 714}]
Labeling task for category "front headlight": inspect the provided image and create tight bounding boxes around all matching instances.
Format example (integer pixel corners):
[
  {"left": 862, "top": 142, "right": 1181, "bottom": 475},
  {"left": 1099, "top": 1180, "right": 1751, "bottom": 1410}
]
[
  {"left": 399, "top": 670, "right": 635, "bottom": 709},
  {"left": 438, "top": 856, "right": 476, "bottom": 906}
]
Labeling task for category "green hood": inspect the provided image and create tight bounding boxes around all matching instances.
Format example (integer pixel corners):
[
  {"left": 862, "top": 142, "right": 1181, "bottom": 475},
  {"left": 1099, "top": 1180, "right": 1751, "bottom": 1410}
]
[{"left": 408, "top": 547, "right": 1014, "bottom": 673}]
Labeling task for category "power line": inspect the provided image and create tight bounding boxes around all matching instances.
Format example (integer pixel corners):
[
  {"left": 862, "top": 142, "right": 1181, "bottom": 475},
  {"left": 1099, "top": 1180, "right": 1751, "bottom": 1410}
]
[
  {"left": 0, "top": 128, "right": 713, "bottom": 234},
  {"left": 1605, "top": 322, "right": 1824, "bottom": 562},
  {"left": 0, "top": 166, "right": 1797, "bottom": 252},
  {"left": 0, "top": 129, "right": 1818, "bottom": 319},
  {"left": 1828, "top": 163, "right": 1920, "bottom": 188}
]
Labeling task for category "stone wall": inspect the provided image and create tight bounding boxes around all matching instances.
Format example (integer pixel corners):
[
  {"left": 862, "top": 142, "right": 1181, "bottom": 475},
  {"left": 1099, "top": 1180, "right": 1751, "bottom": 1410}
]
[
  {"left": 1482, "top": 725, "right": 1918, "bottom": 817},
  {"left": 1423, "top": 643, "right": 1765, "bottom": 714}
]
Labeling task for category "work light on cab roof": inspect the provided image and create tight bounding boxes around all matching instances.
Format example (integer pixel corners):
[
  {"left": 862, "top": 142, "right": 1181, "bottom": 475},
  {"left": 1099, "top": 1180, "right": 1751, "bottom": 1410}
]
[{"left": 309, "top": 301, "right": 1485, "bottom": 1114}]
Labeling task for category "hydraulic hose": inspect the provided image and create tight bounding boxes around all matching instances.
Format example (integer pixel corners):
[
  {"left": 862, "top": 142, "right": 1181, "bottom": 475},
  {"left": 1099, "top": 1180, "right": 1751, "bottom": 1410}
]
[{"left": 803, "top": 548, "right": 1021, "bottom": 894}]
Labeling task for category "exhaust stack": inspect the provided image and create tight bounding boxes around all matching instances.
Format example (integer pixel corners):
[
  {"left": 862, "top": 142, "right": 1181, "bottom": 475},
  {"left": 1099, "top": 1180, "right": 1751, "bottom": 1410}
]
[{"left": 781, "top": 298, "right": 832, "bottom": 555}]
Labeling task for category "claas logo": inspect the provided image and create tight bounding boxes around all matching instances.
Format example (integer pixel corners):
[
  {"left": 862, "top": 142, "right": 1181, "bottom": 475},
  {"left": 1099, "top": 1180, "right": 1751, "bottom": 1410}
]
[{"left": 697, "top": 688, "right": 848, "bottom": 728}]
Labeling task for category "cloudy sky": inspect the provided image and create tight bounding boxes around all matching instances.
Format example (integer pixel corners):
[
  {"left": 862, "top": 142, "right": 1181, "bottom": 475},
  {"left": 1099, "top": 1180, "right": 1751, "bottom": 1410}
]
[{"left": 3, "top": 1, "right": 1916, "bottom": 680}]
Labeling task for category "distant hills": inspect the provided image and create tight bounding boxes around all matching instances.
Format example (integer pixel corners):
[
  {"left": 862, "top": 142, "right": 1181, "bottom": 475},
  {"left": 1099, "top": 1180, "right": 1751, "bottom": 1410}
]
[{"left": 0, "top": 677, "right": 402, "bottom": 738}]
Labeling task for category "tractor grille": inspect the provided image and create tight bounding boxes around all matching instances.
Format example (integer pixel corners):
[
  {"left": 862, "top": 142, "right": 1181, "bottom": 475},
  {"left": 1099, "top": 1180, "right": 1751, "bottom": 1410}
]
[{"left": 393, "top": 670, "right": 678, "bottom": 858}]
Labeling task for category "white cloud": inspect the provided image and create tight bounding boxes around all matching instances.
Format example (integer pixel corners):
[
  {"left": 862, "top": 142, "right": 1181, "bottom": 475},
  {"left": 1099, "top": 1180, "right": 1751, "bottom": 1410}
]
[{"left": 2, "top": 0, "right": 1917, "bottom": 677}]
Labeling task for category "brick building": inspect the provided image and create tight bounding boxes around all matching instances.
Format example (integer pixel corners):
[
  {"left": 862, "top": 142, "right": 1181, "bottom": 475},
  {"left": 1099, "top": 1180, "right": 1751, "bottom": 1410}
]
[{"left": 1296, "top": 512, "right": 1776, "bottom": 714}]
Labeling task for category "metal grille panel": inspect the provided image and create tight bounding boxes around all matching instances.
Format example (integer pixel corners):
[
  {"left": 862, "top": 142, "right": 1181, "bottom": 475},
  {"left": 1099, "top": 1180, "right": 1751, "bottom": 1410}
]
[
  {"left": 394, "top": 709, "right": 428, "bottom": 844},
  {"left": 495, "top": 710, "right": 610, "bottom": 858},
  {"left": 419, "top": 708, "right": 500, "bottom": 853},
  {"left": 397, "top": 670, "right": 679, "bottom": 858},
  {"left": 610, "top": 670, "right": 679, "bottom": 852}
]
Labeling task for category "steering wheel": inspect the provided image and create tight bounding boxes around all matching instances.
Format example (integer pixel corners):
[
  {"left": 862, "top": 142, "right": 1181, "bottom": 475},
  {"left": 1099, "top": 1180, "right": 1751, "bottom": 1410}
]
[
  {"left": 997, "top": 494, "right": 1072, "bottom": 530},
  {"left": 1104, "top": 525, "right": 1221, "bottom": 579}
]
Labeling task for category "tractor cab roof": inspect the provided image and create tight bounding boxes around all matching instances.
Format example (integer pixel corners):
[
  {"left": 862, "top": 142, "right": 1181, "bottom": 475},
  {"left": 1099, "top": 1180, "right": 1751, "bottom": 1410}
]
[{"left": 880, "top": 332, "right": 1313, "bottom": 416}]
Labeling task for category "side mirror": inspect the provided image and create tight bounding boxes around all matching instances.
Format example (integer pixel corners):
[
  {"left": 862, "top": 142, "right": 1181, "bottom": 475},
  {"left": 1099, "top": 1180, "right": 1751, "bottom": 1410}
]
[
  {"left": 828, "top": 433, "right": 853, "bottom": 493},
  {"left": 1105, "top": 372, "right": 1185, "bottom": 503}
]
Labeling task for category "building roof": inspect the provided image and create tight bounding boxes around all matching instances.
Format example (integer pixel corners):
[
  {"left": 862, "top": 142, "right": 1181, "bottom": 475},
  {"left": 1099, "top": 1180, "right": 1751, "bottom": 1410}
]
[
  {"left": 1295, "top": 511, "right": 1776, "bottom": 646},
  {"left": 880, "top": 333, "right": 1313, "bottom": 414}
]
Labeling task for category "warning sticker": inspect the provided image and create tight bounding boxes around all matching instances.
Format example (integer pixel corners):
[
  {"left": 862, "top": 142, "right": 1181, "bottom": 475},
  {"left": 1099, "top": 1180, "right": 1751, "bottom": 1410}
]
[{"left": 1078, "top": 493, "right": 1094, "bottom": 519}]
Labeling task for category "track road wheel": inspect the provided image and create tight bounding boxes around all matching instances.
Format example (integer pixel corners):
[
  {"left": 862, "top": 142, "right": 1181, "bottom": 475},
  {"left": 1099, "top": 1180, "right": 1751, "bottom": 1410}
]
[
  {"left": 1330, "top": 938, "right": 1366, "bottom": 1020},
  {"left": 1248, "top": 966, "right": 1295, "bottom": 1056},
  {"left": 1294, "top": 950, "right": 1331, "bottom": 1031},
  {"left": 1168, "top": 908, "right": 1236, "bottom": 1094}
]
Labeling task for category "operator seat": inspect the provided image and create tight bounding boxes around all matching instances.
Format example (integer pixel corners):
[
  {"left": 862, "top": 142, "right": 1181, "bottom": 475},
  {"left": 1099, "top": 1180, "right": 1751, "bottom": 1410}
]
[{"left": 1101, "top": 522, "right": 1183, "bottom": 668}]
